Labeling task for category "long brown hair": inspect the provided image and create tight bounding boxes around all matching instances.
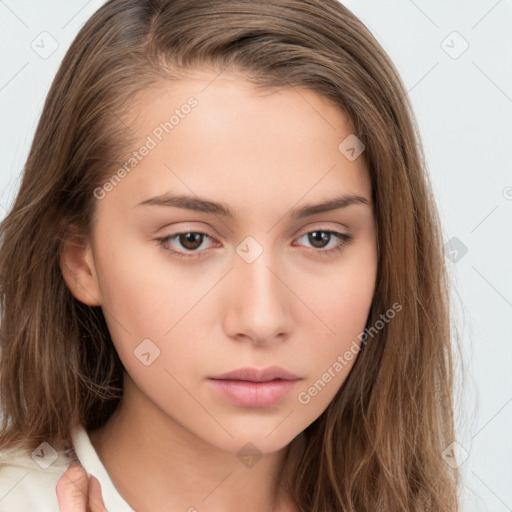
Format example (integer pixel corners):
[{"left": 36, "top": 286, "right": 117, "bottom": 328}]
[{"left": 0, "top": 0, "right": 459, "bottom": 510}]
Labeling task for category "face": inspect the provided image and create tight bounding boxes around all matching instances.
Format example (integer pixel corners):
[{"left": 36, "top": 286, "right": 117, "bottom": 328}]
[{"left": 63, "top": 69, "right": 378, "bottom": 455}]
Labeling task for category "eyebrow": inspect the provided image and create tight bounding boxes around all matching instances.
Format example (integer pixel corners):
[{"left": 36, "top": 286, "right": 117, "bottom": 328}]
[{"left": 136, "top": 192, "right": 372, "bottom": 219}]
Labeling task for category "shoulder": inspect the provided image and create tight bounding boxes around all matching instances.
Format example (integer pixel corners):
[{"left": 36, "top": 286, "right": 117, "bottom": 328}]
[{"left": 0, "top": 442, "right": 72, "bottom": 512}]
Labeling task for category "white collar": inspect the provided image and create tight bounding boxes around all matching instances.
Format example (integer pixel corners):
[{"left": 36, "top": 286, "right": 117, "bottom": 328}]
[{"left": 71, "top": 424, "right": 135, "bottom": 511}]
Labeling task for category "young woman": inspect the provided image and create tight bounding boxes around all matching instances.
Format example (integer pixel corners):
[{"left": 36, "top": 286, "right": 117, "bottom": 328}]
[{"left": 0, "top": 1, "right": 460, "bottom": 511}]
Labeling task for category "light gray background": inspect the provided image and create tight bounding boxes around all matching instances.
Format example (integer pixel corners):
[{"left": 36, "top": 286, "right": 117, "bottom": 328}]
[{"left": 1, "top": 1, "right": 511, "bottom": 510}]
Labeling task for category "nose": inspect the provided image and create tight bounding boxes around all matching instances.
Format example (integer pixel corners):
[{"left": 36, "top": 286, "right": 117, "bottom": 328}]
[{"left": 222, "top": 244, "right": 293, "bottom": 346}]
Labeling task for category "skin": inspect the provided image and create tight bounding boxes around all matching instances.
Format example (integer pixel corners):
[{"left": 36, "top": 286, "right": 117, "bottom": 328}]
[
  {"left": 56, "top": 465, "right": 105, "bottom": 512},
  {"left": 59, "top": 69, "right": 378, "bottom": 512}
]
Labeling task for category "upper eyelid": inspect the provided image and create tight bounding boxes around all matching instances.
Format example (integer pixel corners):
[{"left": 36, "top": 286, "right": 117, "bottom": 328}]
[
  {"left": 163, "top": 225, "right": 349, "bottom": 241},
  {"left": 162, "top": 225, "right": 349, "bottom": 249},
  {"left": 157, "top": 226, "right": 352, "bottom": 260},
  {"left": 161, "top": 221, "right": 349, "bottom": 237}
]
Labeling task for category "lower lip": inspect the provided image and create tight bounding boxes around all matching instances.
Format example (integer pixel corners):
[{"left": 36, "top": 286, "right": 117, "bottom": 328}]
[{"left": 208, "top": 378, "right": 299, "bottom": 408}]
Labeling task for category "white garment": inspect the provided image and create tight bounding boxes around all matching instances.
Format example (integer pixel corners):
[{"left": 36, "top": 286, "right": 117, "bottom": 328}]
[{"left": 0, "top": 425, "right": 134, "bottom": 511}]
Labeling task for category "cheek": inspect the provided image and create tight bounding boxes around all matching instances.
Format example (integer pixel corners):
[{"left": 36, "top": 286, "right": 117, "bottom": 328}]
[
  {"left": 303, "top": 237, "right": 377, "bottom": 341},
  {"left": 94, "top": 244, "right": 200, "bottom": 407},
  {"left": 94, "top": 231, "right": 215, "bottom": 340},
  {"left": 294, "top": 240, "right": 377, "bottom": 407},
  {"left": 92, "top": 233, "right": 223, "bottom": 392}
]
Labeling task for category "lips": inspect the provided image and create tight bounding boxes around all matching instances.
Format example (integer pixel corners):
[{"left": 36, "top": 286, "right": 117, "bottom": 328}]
[
  {"left": 208, "top": 366, "right": 301, "bottom": 408},
  {"left": 209, "top": 365, "right": 300, "bottom": 383}
]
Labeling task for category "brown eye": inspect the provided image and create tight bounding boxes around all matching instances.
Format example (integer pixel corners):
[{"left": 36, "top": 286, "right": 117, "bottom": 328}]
[
  {"left": 294, "top": 229, "right": 353, "bottom": 256},
  {"left": 178, "top": 232, "right": 205, "bottom": 251},
  {"left": 156, "top": 230, "right": 214, "bottom": 259},
  {"left": 308, "top": 231, "right": 331, "bottom": 249}
]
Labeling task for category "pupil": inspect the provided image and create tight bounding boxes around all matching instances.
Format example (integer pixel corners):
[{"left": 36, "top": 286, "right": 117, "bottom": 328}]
[
  {"left": 180, "top": 232, "right": 203, "bottom": 250},
  {"left": 309, "top": 231, "right": 329, "bottom": 248}
]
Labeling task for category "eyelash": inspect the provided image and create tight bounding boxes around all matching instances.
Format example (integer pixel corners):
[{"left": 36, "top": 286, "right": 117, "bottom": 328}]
[{"left": 155, "top": 229, "right": 353, "bottom": 260}]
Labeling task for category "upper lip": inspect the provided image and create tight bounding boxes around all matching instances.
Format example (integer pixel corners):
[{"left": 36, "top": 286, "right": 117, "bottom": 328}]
[{"left": 209, "top": 366, "right": 300, "bottom": 382}]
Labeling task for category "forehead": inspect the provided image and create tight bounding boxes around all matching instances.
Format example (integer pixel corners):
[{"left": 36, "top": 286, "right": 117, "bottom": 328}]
[{"left": 101, "top": 70, "right": 371, "bottom": 217}]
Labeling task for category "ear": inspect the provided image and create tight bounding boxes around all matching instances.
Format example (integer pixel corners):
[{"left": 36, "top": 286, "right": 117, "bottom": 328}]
[{"left": 59, "top": 230, "right": 102, "bottom": 307}]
